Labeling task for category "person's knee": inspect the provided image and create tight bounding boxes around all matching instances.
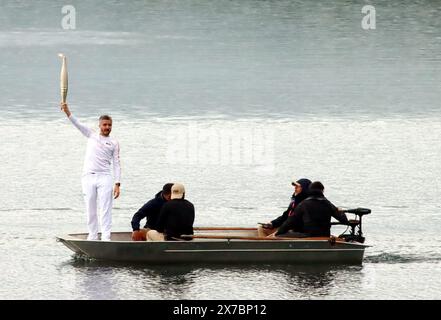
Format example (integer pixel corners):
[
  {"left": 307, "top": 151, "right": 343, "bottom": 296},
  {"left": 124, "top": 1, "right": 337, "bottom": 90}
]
[
  {"left": 146, "top": 231, "right": 156, "bottom": 241},
  {"left": 83, "top": 195, "right": 97, "bottom": 203},
  {"left": 147, "top": 230, "right": 164, "bottom": 241}
]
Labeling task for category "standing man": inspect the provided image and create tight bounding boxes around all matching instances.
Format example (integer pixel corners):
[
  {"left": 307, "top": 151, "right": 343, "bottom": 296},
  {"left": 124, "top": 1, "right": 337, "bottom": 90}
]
[{"left": 61, "top": 102, "right": 121, "bottom": 241}]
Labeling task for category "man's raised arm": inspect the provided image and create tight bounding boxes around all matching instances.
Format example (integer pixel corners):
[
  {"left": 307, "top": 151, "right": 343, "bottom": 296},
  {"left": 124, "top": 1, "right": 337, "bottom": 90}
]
[{"left": 60, "top": 102, "right": 92, "bottom": 138}]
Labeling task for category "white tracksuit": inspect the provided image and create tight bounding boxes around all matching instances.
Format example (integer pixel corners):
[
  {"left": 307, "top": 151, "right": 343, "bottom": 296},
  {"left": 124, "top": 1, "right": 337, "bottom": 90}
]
[{"left": 69, "top": 115, "right": 121, "bottom": 241}]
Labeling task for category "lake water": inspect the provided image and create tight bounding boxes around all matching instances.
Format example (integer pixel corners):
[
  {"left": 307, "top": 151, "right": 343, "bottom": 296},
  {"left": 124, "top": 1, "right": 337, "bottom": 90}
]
[{"left": 0, "top": 0, "right": 440, "bottom": 299}]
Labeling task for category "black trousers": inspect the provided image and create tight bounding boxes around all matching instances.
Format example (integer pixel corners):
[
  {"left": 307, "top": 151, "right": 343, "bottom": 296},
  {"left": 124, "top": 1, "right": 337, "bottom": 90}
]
[{"left": 276, "top": 230, "right": 310, "bottom": 238}]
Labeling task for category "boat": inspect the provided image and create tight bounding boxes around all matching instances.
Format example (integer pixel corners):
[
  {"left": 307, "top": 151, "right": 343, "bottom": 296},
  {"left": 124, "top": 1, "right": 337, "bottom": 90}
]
[{"left": 57, "top": 208, "right": 371, "bottom": 265}]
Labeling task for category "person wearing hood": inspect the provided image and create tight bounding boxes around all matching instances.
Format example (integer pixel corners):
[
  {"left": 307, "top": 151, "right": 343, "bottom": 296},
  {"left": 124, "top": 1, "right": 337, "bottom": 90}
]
[
  {"left": 275, "top": 181, "right": 349, "bottom": 238},
  {"left": 257, "top": 178, "right": 311, "bottom": 237},
  {"left": 131, "top": 183, "right": 173, "bottom": 241}
]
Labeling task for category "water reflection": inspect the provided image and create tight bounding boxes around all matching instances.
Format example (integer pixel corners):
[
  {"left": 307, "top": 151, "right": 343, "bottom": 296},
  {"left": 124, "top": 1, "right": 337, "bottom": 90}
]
[
  {"left": 258, "top": 264, "right": 363, "bottom": 298},
  {"left": 69, "top": 260, "right": 120, "bottom": 299},
  {"left": 65, "top": 259, "right": 363, "bottom": 299},
  {"left": 68, "top": 259, "right": 198, "bottom": 299},
  {"left": 283, "top": 266, "right": 336, "bottom": 291}
]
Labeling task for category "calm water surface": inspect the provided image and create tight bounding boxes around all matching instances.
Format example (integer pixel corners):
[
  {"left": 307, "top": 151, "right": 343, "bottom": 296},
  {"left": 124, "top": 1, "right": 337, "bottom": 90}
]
[{"left": 0, "top": 0, "right": 441, "bottom": 299}]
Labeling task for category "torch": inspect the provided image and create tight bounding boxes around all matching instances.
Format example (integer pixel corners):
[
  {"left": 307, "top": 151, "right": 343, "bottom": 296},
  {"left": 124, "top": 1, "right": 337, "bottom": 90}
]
[{"left": 58, "top": 53, "right": 68, "bottom": 104}]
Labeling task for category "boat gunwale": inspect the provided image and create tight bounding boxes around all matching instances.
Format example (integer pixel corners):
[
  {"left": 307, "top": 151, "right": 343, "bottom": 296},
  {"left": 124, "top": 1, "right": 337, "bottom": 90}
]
[{"left": 56, "top": 232, "right": 370, "bottom": 248}]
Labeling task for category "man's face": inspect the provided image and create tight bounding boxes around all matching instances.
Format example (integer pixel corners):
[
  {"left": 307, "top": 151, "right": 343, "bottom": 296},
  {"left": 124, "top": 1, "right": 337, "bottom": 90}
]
[
  {"left": 163, "top": 193, "right": 171, "bottom": 201},
  {"left": 99, "top": 119, "right": 112, "bottom": 136},
  {"left": 294, "top": 184, "right": 302, "bottom": 195}
]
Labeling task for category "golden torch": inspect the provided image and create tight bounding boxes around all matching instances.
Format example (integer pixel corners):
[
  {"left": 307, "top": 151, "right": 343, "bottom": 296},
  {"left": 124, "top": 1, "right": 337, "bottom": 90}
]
[{"left": 58, "top": 53, "right": 68, "bottom": 103}]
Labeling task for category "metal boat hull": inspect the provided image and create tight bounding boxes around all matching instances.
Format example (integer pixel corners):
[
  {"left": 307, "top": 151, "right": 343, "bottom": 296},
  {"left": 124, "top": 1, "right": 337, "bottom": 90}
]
[{"left": 57, "top": 231, "right": 368, "bottom": 264}]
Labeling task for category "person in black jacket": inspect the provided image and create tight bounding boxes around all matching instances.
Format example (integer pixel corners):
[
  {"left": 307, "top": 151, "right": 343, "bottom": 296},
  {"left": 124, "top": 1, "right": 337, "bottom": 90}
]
[
  {"left": 275, "top": 181, "right": 349, "bottom": 238},
  {"left": 131, "top": 183, "right": 173, "bottom": 241},
  {"left": 147, "top": 183, "right": 195, "bottom": 241},
  {"left": 257, "top": 178, "right": 311, "bottom": 237}
]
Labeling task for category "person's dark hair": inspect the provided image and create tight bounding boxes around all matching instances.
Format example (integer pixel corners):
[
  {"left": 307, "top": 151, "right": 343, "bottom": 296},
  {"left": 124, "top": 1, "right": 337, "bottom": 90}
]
[
  {"left": 99, "top": 115, "right": 112, "bottom": 122},
  {"left": 309, "top": 181, "right": 324, "bottom": 192},
  {"left": 162, "top": 183, "right": 174, "bottom": 196}
]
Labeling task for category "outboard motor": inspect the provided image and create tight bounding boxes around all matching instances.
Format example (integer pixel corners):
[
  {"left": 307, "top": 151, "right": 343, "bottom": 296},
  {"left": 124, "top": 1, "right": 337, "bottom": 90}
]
[{"left": 334, "top": 207, "right": 371, "bottom": 243}]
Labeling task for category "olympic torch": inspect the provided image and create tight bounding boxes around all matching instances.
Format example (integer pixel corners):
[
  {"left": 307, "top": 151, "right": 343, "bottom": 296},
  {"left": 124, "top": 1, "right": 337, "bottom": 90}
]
[{"left": 58, "top": 53, "right": 68, "bottom": 104}]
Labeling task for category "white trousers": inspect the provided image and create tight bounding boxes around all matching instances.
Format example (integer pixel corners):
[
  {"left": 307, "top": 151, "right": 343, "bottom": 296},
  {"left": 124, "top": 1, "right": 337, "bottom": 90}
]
[{"left": 82, "top": 173, "right": 113, "bottom": 241}]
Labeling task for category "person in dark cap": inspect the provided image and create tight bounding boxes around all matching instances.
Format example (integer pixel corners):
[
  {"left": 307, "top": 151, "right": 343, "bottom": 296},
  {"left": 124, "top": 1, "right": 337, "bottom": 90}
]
[
  {"left": 257, "top": 178, "right": 311, "bottom": 237},
  {"left": 275, "top": 181, "right": 349, "bottom": 238},
  {"left": 131, "top": 183, "right": 174, "bottom": 241}
]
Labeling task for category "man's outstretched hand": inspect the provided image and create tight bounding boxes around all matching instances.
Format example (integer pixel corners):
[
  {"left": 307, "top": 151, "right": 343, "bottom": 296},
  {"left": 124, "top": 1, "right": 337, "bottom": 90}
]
[{"left": 60, "top": 102, "right": 71, "bottom": 117}]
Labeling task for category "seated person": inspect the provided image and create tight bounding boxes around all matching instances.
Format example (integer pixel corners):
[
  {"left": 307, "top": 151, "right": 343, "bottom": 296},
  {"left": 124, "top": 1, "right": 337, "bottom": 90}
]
[
  {"left": 147, "top": 183, "right": 195, "bottom": 241},
  {"left": 131, "top": 183, "right": 173, "bottom": 241},
  {"left": 275, "top": 181, "right": 349, "bottom": 238},
  {"left": 258, "top": 178, "right": 311, "bottom": 237}
]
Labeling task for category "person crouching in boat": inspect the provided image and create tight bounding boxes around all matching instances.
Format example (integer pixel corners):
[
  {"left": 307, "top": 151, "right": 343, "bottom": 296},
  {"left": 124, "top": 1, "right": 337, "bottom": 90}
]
[
  {"left": 147, "top": 183, "right": 195, "bottom": 241},
  {"left": 274, "top": 181, "right": 349, "bottom": 238},
  {"left": 257, "top": 178, "right": 311, "bottom": 237},
  {"left": 131, "top": 183, "right": 174, "bottom": 241}
]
